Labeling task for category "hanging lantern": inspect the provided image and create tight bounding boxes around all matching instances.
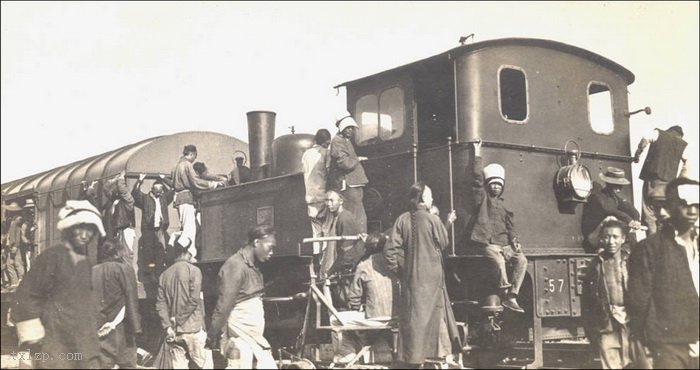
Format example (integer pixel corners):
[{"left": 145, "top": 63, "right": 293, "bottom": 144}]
[{"left": 555, "top": 140, "right": 592, "bottom": 203}]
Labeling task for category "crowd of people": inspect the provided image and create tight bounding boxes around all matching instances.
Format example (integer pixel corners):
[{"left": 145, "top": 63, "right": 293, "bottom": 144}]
[{"left": 2, "top": 118, "right": 698, "bottom": 369}]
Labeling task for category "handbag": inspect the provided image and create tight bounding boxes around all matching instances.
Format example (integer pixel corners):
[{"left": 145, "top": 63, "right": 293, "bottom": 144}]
[{"left": 153, "top": 332, "right": 174, "bottom": 369}]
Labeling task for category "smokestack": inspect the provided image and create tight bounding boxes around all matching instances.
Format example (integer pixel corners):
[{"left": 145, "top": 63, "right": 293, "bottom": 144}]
[{"left": 246, "top": 111, "right": 276, "bottom": 180}]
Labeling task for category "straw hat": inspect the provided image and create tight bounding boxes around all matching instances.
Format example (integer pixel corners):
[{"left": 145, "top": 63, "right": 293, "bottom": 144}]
[{"left": 598, "top": 167, "right": 630, "bottom": 185}]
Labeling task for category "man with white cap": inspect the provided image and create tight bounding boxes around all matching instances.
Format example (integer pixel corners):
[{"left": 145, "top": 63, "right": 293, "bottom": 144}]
[
  {"left": 156, "top": 231, "right": 212, "bottom": 369},
  {"left": 582, "top": 167, "right": 641, "bottom": 252},
  {"left": 629, "top": 177, "right": 699, "bottom": 369},
  {"left": 328, "top": 115, "right": 369, "bottom": 233},
  {"left": 11, "top": 199, "right": 104, "bottom": 369},
  {"left": 469, "top": 141, "right": 527, "bottom": 312}
]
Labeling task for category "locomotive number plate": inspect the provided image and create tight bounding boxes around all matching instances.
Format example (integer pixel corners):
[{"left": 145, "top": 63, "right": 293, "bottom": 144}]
[{"left": 534, "top": 258, "right": 582, "bottom": 317}]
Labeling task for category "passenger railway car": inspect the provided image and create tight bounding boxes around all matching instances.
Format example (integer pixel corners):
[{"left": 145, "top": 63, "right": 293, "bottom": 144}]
[{"left": 2, "top": 38, "right": 645, "bottom": 368}]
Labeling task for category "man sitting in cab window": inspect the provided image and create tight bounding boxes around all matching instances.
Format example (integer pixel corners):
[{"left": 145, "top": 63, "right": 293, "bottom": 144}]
[
  {"left": 583, "top": 217, "right": 633, "bottom": 369},
  {"left": 468, "top": 141, "right": 527, "bottom": 313}
]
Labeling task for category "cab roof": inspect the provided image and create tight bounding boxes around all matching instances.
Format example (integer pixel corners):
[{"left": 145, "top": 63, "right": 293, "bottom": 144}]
[{"left": 335, "top": 37, "right": 635, "bottom": 88}]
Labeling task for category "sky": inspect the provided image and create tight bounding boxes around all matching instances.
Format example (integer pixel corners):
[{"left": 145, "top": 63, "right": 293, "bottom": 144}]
[{"left": 2, "top": 2, "right": 698, "bottom": 209}]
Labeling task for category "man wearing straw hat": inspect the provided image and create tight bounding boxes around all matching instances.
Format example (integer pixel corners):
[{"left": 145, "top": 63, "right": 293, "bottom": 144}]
[
  {"left": 11, "top": 200, "right": 105, "bottom": 369},
  {"left": 582, "top": 167, "right": 641, "bottom": 252}
]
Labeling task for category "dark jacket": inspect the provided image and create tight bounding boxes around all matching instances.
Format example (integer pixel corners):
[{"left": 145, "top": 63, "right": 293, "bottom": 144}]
[
  {"left": 582, "top": 183, "right": 639, "bottom": 247},
  {"left": 12, "top": 244, "right": 101, "bottom": 368},
  {"left": 103, "top": 176, "right": 135, "bottom": 234},
  {"left": 155, "top": 258, "right": 204, "bottom": 333},
  {"left": 208, "top": 248, "right": 266, "bottom": 340},
  {"left": 132, "top": 185, "right": 174, "bottom": 230},
  {"left": 583, "top": 247, "right": 630, "bottom": 340},
  {"left": 326, "top": 209, "right": 366, "bottom": 276},
  {"left": 627, "top": 225, "right": 699, "bottom": 345},
  {"left": 467, "top": 156, "right": 517, "bottom": 247},
  {"left": 640, "top": 128, "right": 687, "bottom": 182},
  {"left": 92, "top": 259, "right": 141, "bottom": 335},
  {"left": 328, "top": 134, "right": 368, "bottom": 190}
]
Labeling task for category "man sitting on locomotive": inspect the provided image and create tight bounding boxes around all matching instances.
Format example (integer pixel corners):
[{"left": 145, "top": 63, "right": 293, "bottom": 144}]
[
  {"left": 582, "top": 167, "right": 641, "bottom": 252},
  {"left": 583, "top": 217, "right": 633, "bottom": 369},
  {"left": 468, "top": 140, "right": 527, "bottom": 313}
]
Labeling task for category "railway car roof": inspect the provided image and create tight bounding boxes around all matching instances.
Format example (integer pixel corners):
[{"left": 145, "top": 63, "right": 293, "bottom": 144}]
[
  {"left": 334, "top": 38, "right": 635, "bottom": 88},
  {"left": 1, "top": 131, "right": 248, "bottom": 208}
]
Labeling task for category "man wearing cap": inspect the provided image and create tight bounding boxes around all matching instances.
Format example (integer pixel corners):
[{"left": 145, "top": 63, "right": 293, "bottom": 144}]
[
  {"left": 156, "top": 231, "right": 212, "bottom": 368},
  {"left": 582, "top": 167, "right": 641, "bottom": 252},
  {"left": 633, "top": 125, "right": 689, "bottom": 235},
  {"left": 468, "top": 141, "right": 528, "bottom": 312},
  {"left": 629, "top": 177, "right": 699, "bottom": 369},
  {"left": 11, "top": 200, "right": 104, "bottom": 369},
  {"left": 171, "top": 144, "right": 223, "bottom": 260},
  {"left": 328, "top": 116, "right": 369, "bottom": 233},
  {"left": 582, "top": 217, "right": 633, "bottom": 369}
]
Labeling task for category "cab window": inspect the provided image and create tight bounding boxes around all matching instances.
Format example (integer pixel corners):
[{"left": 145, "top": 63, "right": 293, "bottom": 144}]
[
  {"left": 354, "top": 87, "right": 405, "bottom": 145},
  {"left": 499, "top": 66, "right": 528, "bottom": 123},
  {"left": 588, "top": 82, "right": 614, "bottom": 135}
]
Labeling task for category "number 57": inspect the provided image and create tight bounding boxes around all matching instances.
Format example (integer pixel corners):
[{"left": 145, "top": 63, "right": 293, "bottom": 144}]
[{"left": 548, "top": 278, "right": 564, "bottom": 293}]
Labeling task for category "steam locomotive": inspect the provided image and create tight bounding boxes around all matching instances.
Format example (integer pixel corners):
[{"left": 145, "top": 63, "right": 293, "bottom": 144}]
[
  {"left": 198, "top": 38, "right": 642, "bottom": 367},
  {"left": 2, "top": 37, "right": 645, "bottom": 368}
]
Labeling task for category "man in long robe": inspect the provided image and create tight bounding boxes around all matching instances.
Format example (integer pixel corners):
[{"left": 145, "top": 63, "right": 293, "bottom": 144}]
[
  {"left": 384, "top": 183, "right": 461, "bottom": 365},
  {"left": 12, "top": 200, "right": 105, "bottom": 369}
]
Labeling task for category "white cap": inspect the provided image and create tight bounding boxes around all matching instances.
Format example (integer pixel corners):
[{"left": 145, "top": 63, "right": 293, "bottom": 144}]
[
  {"left": 337, "top": 116, "right": 359, "bottom": 133},
  {"left": 56, "top": 200, "right": 106, "bottom": 237},
  {"left": 483, "top": 163, "right": 505, "bottom": 187}
]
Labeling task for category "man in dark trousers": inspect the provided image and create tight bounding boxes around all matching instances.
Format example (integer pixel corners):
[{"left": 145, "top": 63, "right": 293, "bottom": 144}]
[
  {"left": 328, "top": 116, "right": 369, "bottom": 233},
  {"left": 132, "top": 173, "right": 174, "bottom": 281},
  {"left": 628, "top": 177, "right": 699, "bottom": 369},
  {"left": 633, "top": 125, "right": 689, "bottom": 235},
  {"left": 468, "top": 141, "right": 527, "bottom": 313},
  {"left": 582, "top": 167, "right": 641, "bottom": 252}
]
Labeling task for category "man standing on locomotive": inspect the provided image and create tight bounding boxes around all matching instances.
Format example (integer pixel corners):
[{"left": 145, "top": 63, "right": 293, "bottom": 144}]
[
  {"left": 582, "top": 167, "right": 641, "bottom": 252},
  {"left": 583, "top": 217, "right": 633, "bottom": 369},
  {"left": 328, "top": 115, "right": 369, "bottom": 233},
  {"left": 302, "top": 129, "right": 332, "bottom": 255},
  {"left": 468, "top": 140, "right": 527, "bottom": 313},
  {"left": 170, "top": 144, "right": 223, "bottom": 260},
  {"left": 633, "top": 125, "right": 689, "bottom": 236},
  {"left": 207, "top": 225, "right": 277, "bottom": 369},
  {"left": 629, "top": 177, "right": 699, "bottom": 369}
]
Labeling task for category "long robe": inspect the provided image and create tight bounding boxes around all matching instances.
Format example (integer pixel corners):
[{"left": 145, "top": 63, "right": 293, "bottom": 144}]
[
  {"left": 92, "top": 259, "right": 142, "bottom": 368},
  {"left": 12, "top": 244, "right": 100, "bottom": 369},
  {"left": 384, "top": 207, "right": 460, "bottom": 364}
]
